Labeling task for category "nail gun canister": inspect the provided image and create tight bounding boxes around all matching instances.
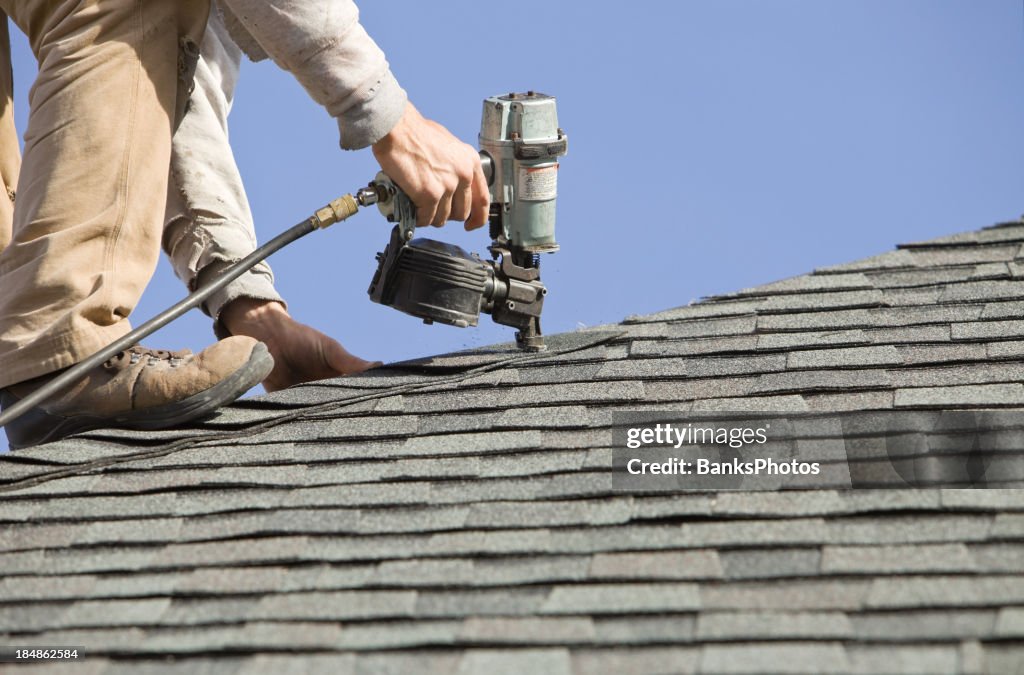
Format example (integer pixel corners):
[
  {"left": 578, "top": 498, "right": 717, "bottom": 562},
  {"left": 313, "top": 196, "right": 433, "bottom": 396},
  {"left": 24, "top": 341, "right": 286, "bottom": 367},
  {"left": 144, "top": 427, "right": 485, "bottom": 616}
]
[{"left": 479, "top": 92, "right": 568, "bottom": 253}]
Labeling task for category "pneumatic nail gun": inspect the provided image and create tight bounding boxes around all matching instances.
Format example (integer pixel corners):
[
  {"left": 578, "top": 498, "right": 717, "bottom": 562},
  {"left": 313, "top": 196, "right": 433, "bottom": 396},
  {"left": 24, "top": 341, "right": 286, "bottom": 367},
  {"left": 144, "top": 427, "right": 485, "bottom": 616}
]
[{"left": 360, "top": 92, "right": 568, "bottom": 352}]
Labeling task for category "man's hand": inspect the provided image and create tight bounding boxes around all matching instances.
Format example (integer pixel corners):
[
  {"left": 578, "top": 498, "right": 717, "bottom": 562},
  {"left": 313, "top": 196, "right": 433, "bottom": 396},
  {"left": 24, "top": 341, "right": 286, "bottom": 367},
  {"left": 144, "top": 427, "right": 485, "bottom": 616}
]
[
  {"left": 372, "top": 102, "right": 489, "bottom": 230},
  {"left": 221, "top": 298, "right": 379, "bottom": 392}
]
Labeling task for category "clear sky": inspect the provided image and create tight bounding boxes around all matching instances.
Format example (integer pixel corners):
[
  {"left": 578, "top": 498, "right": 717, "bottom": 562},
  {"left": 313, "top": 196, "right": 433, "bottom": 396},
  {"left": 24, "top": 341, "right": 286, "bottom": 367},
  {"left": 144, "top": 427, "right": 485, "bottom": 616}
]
[{"left": 2, "top": 1, "right": 1023, "bottom": 451}]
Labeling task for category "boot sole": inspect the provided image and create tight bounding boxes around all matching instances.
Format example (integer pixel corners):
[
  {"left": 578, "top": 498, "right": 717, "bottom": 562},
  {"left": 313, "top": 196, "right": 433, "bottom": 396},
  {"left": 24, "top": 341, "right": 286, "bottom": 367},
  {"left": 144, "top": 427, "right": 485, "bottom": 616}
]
[{"left": 2, "top": 343, "right": 274, "bottom": 449}]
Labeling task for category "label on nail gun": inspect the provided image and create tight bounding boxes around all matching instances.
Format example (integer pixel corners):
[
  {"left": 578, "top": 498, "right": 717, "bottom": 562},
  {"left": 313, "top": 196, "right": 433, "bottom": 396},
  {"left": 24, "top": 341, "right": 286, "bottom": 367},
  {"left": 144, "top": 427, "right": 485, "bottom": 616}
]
[{"left": 518, "top": 164, "right": 558, "bottom": 201}]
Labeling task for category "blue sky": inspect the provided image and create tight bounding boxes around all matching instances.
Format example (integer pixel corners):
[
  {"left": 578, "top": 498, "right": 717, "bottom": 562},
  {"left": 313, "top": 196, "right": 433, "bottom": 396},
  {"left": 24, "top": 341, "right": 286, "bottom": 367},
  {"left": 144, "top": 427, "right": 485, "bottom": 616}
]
[{"left": 2, "top": 1, "right": 1023, "bottom": 451}]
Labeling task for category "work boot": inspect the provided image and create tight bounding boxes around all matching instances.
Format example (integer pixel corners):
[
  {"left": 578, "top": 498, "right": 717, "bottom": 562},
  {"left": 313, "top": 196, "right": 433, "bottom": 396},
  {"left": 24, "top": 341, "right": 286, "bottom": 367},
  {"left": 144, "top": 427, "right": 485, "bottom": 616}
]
[{"left": 0, "top": 336, "right": 273, "bottom": 449}]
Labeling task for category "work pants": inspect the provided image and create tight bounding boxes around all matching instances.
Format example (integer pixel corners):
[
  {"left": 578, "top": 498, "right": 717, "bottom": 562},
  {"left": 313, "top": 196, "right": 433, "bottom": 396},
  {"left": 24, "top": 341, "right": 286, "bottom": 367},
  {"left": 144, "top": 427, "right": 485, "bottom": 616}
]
[{"left": 0, "top": 0, "right": 210, "bottom": 389}]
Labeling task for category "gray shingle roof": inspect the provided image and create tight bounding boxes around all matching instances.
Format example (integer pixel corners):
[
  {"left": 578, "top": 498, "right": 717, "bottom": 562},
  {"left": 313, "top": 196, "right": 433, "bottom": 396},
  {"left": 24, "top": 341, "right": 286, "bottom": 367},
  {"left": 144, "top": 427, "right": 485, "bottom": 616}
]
[{"left": 3, "top": 221, "right": 1024, "bottom": 673}]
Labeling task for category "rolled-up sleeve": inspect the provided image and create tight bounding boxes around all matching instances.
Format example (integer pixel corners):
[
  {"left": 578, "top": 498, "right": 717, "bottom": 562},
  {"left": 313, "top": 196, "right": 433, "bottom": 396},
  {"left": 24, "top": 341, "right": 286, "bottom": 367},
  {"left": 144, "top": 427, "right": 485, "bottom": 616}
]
[{"left": 218, "top": 0, "right": 408, "bottom": 149}]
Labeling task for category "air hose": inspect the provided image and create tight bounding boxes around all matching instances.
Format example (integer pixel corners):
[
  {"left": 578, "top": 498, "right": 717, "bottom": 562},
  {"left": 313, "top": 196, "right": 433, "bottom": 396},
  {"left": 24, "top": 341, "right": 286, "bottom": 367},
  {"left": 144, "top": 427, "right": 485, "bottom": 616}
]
[{"left": 0, "top": 194, "right": 362, "bottom": 431}]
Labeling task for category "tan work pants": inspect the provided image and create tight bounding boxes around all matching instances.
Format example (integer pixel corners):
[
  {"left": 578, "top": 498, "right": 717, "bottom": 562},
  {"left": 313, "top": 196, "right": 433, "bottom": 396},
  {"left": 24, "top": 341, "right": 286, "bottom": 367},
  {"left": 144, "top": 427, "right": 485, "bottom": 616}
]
[{"left": 0, "top": 0, "right": 209, "bottom": 389}]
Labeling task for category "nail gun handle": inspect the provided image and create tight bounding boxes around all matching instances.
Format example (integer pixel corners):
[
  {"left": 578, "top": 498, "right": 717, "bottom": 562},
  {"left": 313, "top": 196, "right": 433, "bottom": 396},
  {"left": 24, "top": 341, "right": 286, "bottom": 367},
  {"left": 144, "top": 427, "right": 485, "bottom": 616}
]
[
  {"left": 371, "top": 172, "right": 417, "bottom": 242},
  {"left": 372, "top": 152, "right": 492, "bottom": 242}
]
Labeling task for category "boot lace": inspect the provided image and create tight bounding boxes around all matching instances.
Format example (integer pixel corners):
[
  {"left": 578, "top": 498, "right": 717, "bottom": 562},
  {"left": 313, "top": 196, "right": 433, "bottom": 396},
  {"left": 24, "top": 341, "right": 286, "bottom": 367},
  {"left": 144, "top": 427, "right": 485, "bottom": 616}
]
[{"left": 103, "top": 346, "right": 190, "bottom": 370}]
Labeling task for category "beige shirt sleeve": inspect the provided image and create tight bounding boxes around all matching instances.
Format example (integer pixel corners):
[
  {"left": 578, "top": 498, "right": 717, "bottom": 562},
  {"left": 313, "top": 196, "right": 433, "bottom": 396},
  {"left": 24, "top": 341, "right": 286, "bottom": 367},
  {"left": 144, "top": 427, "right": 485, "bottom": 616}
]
[{"left": 217, "top": 0, "right": 408, "bottom": 150}]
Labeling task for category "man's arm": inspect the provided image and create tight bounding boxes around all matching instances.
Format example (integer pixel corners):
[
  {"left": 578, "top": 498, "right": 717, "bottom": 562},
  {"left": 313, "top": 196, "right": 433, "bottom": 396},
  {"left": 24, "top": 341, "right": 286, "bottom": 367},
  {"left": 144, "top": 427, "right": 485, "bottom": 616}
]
[
  {"left": 218, "top": 0, "right": 405, "bottom": 150},
  {"left": 217, "top": 0, "right": 488, "bottom": 229},
  {"left": 172, "top": 1, "right": 489, "bottom": 390},
  {"left": 167, "top": 9, "right": 377, "bottom": 390}
]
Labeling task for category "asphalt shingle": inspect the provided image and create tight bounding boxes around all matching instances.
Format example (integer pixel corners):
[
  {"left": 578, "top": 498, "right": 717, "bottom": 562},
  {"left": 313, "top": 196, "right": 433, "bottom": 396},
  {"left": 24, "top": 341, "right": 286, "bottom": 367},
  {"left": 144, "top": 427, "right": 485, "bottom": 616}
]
[{"left": 2, "top": 221, "right": 1023, "bottom": 673}]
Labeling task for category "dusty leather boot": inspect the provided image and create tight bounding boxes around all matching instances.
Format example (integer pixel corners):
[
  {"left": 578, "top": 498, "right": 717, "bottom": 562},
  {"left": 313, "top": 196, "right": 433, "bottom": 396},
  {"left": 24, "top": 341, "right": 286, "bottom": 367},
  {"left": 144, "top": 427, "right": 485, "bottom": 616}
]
[{"left": 0, "top": 336, "right": 273, "bottom": 449}]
